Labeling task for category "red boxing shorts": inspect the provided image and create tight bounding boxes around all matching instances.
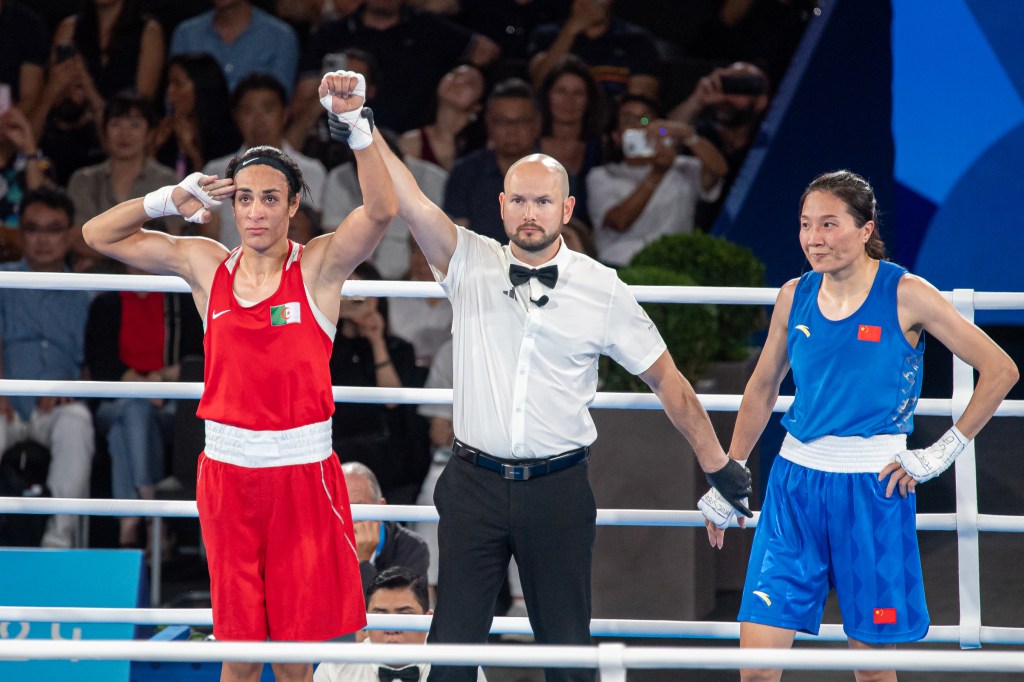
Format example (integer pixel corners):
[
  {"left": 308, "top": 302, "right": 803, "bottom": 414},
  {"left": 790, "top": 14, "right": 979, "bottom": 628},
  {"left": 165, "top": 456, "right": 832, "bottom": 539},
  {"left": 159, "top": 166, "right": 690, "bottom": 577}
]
[{"left": 196, "top": 452, "right": 366, "bottom": 641}]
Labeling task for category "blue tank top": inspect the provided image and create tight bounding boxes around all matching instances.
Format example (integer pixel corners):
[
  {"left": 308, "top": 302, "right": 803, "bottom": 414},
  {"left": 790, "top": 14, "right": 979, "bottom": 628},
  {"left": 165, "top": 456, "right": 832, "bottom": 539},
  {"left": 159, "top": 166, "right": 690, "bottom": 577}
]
[{"left": 780, "top": 260, "right": 925, "bottom": 440}]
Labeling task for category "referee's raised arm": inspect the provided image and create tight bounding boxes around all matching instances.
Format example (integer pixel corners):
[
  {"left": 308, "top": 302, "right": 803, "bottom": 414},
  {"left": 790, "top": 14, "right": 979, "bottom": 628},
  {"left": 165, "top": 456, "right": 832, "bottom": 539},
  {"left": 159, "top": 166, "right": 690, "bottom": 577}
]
[{"left": 374, "top": 130, "right": 458, "bottom": 276}]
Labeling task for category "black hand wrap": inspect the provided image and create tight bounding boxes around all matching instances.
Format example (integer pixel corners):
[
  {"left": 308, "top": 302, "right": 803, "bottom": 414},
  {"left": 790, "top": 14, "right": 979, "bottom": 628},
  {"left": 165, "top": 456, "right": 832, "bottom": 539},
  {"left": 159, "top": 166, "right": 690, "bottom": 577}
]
[
  {"left": 327, "top": 107, "right": 374, "bottom": 143},
  {"left": 705, "top": 459, "right": 753, "bottom": 518}
]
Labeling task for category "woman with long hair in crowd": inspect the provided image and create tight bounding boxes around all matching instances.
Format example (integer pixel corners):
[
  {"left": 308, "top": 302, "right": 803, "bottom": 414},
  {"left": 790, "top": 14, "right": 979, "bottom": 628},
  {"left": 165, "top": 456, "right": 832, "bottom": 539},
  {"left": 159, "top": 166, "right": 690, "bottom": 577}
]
[
  {"left": 399, "top": 63, "right": 487, "bottom": 172},
  {"left": 154, "top": 53, "right": 241, "bottom": 181}
]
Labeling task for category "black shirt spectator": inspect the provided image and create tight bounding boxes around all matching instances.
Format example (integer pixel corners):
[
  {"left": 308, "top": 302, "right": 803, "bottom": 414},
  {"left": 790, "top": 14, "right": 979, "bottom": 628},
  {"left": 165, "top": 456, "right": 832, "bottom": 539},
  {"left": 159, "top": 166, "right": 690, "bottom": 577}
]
[
  {"left": 299, "top": 5, "right": 490, "bottom": 132},
  {"left": 528, "top": 15, "right": 661, "bottom": 100},
  {"left": 456, "top": 0, "right": 570, "bottom": 61},
  {"left": 0, "top": 1, "right": 49, "bottom": 110}
]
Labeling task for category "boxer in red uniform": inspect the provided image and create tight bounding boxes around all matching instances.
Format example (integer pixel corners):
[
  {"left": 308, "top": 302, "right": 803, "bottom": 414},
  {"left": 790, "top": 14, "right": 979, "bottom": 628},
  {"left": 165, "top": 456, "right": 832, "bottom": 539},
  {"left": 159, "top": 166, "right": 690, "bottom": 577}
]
[{"left": 83, "top": 70, "right": 396, "bottom": 682}]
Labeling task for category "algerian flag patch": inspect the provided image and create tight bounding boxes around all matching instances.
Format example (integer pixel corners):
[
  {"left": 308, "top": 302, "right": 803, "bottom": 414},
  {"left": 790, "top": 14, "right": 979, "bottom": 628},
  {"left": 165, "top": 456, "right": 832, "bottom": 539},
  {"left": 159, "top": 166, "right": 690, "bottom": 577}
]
[{"left": 270, "top": 302, "right": 301, "bottom": 326}]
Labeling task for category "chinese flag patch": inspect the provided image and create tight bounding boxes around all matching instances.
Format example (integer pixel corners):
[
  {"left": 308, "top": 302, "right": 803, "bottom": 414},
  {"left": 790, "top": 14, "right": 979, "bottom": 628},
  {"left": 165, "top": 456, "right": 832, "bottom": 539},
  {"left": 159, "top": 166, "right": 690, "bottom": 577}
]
[
  {"left": 873, "top": 607, "right": 897, "bottom": 624},
  {"left": 857, "top": 324, "right": 882, "bottom": 342}
]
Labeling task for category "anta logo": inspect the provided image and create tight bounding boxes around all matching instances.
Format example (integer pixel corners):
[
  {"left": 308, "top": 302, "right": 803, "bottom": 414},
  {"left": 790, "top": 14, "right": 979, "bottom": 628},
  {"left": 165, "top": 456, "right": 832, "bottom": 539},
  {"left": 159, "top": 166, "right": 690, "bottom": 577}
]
[
  {"left": 753, "top": 590, "right": 772, "bottom": 607},
  {"left": 794, "top": 324, "right": 810, "bottom": 338}
]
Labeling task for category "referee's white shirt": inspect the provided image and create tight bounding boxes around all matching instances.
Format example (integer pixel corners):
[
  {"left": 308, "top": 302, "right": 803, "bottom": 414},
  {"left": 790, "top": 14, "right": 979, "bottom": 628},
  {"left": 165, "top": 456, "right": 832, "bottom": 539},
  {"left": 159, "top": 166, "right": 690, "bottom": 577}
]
[{"left": 434, "top": 225, "right": 666, "bottom": 460}]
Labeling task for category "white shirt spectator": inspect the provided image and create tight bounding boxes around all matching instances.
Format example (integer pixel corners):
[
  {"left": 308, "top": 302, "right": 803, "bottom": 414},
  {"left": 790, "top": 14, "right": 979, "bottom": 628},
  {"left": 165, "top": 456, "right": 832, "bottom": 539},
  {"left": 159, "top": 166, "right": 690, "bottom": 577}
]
[
  {"left": 322, "top": 157, "right": 447, "bottom": 279},
  {"left": 586, "top": 156, "right": 721, "bottom": 267},
  {"left": 434, "top": 226, "right": 665, "bottom": 459},
  {"left": 204, "top": 143, "right": 326, "bottom": 248}
]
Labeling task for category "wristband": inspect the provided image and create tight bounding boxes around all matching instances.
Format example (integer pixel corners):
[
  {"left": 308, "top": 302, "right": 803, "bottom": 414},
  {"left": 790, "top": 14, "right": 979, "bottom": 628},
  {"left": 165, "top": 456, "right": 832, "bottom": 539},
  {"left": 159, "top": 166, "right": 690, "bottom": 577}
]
[
  {"left": 143, "top": 185, "right": 177, "bottom": 219},
  {"left": 144, "top": 173, "right": 222, "bottom": 223},
  {"left": 327, "top": 108, "right": 375, "bottom": 151}
]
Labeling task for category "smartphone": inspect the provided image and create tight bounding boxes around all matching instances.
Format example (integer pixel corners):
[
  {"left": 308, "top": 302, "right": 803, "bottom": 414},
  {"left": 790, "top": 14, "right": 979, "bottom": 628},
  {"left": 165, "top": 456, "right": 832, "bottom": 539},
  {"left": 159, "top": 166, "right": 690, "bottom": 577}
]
[
  {"left": 719, "top": 74, "right": 766, "bottom": 96},
  {"left": 622, "top": 128, "right": 655, "bottom": 158},
  {"left": 322, "top": 52, "right": 348, "bottom": 74},
  {"left": 55, "top": 42, "right": 77, "bottom": 63},
  {"left": 0, "top": 84, "right": 10, "bottom": 115}
]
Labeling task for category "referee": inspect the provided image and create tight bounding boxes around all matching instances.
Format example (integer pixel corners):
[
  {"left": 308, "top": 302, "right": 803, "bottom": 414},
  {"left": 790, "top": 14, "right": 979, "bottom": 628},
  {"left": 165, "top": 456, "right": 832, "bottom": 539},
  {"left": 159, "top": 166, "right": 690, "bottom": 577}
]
[{"left": 351, "top": 112, "right": 752, "bottom": 682}]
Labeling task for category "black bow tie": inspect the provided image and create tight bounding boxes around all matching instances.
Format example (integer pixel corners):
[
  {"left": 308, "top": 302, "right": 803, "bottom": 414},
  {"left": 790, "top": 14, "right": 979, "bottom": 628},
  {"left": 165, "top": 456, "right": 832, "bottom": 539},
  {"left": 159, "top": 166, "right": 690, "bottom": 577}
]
[
  {"left": 509, "top": 263, "right": 558, "bottom": 288},
  {"left": 379, "top": 665, "right": 420, "bottom": 682}
]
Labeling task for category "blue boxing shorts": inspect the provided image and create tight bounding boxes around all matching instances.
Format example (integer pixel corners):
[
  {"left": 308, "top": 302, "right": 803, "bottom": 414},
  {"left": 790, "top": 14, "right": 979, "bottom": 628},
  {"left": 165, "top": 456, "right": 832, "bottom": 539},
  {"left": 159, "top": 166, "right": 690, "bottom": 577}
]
[{"left": 738, "top": 456, "right": 929, "bottom": 644}]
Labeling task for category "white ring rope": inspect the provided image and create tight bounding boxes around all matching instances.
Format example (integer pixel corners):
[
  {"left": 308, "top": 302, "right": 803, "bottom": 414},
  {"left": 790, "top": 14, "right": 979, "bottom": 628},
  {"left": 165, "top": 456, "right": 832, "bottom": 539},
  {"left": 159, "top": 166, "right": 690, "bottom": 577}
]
[
  {"left": 1, "top": 271, "right": 1023, "bottom": 308},
  {"left": 2, "top": 640, "right": 1024, "bottom": 673},
  {"left": 10, "top": 497, "right": 1017, "bottom": 532},
  {"left": 0, "top": 380, "right": 1022, "bottom": 416},
  {"left": 0, "top": 606, "right": 1010, "bottom": 644}
]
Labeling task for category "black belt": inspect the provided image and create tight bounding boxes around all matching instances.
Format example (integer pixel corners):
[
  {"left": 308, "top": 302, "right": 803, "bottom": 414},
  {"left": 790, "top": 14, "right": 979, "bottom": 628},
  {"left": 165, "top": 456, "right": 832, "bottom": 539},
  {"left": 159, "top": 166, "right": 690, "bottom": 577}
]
[{"left": 452, "top": 439, "right": 589, "bottom": 481}]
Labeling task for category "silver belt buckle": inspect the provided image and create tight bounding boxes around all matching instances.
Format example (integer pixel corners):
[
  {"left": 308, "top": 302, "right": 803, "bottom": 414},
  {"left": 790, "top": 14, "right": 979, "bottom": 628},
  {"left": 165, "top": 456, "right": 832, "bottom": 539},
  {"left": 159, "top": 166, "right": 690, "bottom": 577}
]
[{"left": 502, "top": 463, "right": 529, "bottom": 481}]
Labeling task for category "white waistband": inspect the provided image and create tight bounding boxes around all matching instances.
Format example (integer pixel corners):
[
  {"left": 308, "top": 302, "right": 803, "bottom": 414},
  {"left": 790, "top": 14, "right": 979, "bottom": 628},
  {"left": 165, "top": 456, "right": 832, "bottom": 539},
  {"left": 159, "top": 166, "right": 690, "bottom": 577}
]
[
  {"left": 779, "top": 432, "right": 907, "bottom": 473},
  {"left": 204, "top": 418, "right": 333, "bottom": 468}
]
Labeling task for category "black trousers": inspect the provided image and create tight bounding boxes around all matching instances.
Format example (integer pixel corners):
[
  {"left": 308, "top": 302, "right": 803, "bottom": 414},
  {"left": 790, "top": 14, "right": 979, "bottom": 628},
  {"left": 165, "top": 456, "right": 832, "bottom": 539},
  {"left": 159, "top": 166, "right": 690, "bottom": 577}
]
[{"left": 426, "top": 453, "right": 597, "bottom": 682}]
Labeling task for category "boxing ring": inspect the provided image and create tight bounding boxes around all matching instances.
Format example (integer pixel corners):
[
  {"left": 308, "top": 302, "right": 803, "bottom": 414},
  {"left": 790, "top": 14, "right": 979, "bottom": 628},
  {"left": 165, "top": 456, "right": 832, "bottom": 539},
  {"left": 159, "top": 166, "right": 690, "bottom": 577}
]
[{"left": 0, "top": 271, "right": 1021, "bottom": 678}]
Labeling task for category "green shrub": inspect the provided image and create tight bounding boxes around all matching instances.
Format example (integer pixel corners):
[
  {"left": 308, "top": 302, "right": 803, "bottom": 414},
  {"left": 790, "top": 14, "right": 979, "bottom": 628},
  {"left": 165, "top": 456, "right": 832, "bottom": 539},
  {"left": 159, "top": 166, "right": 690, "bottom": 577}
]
[
  {"left": 599, "top": 266, "right": 717, "bottom": 392},
  {"left": 630, "top": 233, "right": 766, "bottom": 362}
]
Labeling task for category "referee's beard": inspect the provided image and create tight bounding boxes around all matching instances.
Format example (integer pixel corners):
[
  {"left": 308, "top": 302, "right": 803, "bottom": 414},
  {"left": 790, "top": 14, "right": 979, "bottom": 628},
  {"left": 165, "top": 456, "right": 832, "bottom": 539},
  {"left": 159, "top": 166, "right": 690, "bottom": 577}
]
[{"left": 510, "top": 223, "right": 561, "bottom": 253}]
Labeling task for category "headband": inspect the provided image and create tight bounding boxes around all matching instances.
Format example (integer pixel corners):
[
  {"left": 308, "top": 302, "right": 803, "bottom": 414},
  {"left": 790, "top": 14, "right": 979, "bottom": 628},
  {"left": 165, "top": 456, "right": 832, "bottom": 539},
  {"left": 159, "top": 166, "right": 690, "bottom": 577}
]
[{"left": 232, "top": 155, "right": 301, "bottom": 194}]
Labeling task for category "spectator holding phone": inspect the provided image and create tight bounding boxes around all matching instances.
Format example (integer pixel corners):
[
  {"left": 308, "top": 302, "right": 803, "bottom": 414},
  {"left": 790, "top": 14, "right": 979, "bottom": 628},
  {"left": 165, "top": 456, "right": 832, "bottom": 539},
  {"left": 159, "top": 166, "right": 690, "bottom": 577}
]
[
  {"left": 50, "top": 0, "right": 166, "bottom": 102},
  {"left": 0, "top": 0, "right": 49, "bottom": 118},
  {"left": 587, "top": 94, "right": 726, "bottom": 267},
  {"left": 669, "top": 62, "right": 770, "bottom": 226}
]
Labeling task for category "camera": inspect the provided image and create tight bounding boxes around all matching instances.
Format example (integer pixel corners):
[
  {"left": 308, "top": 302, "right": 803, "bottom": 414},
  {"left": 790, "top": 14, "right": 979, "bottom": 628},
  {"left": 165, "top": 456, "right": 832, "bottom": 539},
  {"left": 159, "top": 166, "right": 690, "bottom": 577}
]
[
  {"left": 720, "top": 74, "right": 766, "bottom": 96},
  {"left": 622, "top": 128, "right": 655, "bottom": 158},
  {"left": 55, "top": 43, "right": 77, "bottom": 63}
]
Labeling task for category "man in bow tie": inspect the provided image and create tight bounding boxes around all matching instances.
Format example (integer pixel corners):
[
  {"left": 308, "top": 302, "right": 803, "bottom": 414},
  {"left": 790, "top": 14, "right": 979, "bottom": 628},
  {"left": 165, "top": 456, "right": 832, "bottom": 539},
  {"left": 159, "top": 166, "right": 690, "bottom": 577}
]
[
  {"left": 368, "top": 125, "right": 752, "bottom": 681},
  {"left": 314, "top": 567, "right": 486, "bottom": 682}
]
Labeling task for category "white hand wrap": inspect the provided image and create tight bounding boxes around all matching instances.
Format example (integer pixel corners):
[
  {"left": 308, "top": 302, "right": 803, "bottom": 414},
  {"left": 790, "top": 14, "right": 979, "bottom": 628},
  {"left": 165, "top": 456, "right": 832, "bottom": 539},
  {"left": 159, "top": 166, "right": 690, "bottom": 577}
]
[
  {"left": 697, "top": 459, "right": 748, "bottom": 529},
  {"left": 896, "top": 426, "right": 969, "bottom": 483},
  {"left": 143, "top": 172, "right": 221, "bottom": 224},
  {"left": 319, "top": 72, "right": 372, "bottom": 150}
]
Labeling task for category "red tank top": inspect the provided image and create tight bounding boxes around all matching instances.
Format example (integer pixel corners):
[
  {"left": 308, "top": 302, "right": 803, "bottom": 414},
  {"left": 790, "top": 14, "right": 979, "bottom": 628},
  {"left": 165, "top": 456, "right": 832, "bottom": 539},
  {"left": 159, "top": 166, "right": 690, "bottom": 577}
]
[{"left": 197, "top": 242, "right": 336, "bottom": 430}]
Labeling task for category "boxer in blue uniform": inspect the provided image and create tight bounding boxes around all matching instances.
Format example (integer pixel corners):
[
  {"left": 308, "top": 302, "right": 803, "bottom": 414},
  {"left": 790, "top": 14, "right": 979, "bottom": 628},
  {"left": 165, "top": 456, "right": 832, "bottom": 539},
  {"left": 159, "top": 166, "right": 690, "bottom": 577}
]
[{"left": 698, "top": 170, "right": 1018, "bottom": 682}]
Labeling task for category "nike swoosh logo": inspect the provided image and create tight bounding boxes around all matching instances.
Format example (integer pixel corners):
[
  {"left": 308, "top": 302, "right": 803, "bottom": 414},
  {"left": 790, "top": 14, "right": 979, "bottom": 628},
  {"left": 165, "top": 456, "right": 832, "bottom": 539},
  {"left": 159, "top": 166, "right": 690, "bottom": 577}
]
[{"left": 211, "top": 309, "right": 231, "bottom": 319}]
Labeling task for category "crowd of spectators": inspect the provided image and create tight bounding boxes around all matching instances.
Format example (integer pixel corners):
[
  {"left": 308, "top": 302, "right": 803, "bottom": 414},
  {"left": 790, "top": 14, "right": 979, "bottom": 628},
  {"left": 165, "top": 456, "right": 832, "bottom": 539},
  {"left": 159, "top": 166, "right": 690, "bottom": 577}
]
[{"left": 0, "top": 0, "right": 811, "bottom": 585}]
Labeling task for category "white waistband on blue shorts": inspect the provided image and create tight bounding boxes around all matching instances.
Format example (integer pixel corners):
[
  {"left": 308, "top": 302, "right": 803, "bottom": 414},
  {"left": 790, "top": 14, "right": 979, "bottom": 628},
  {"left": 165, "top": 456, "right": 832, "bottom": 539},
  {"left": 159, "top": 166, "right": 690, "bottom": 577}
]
[
  {"left": 204, "top": 418, "right": 333, "bottom": 468},
  {"left": 779, "top": 432, "right": 907, "bottom": 473}
]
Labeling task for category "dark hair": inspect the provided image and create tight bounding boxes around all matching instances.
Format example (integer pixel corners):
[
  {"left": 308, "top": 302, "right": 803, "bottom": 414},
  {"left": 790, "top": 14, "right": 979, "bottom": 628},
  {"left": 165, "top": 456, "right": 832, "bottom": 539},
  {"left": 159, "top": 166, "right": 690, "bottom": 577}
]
[
  {"left": 165, "top": 53, "right": 242, "bottom": 161},
  {"left": 226, "top": 145, "right": 309, "bottom": 202},
  {"left": 343, "top": 48, "right": 379, "bottom": 89},
  {"left": 103, "top": 89, "right": 157, "bottom": 129},
  {"left": 366, "top": 567, "right": 429, "bottom": 613},
  {"left": 486, "top": 78, "right": 541, "bottom": 116},
  {"left": 614, "top": 93, "right": 663, "bottom": 125},
  {"left": 540, "top": 55, "right": 606, "bottom": 140},
  {"left": 20, "top": 187, "right": 75, "bottom": 225},
  {"left": 74, "top": 0, "right": 147, "bottom": 96},
  {"left": 800, "top": 170, "right": 887, "bottom": 260},
  {"left": 230, "top": 72, "right": 288, "bottom": 111},
  {"left": 606, "top": 93, "right": 663, "bottom": 162}
]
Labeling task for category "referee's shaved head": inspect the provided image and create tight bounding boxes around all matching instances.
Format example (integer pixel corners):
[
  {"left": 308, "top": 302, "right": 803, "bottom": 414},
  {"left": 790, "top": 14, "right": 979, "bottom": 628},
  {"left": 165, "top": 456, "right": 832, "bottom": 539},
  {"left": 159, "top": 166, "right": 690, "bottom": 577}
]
[{"left": 506, "top": 154, "right": 570, "bottom": 200}]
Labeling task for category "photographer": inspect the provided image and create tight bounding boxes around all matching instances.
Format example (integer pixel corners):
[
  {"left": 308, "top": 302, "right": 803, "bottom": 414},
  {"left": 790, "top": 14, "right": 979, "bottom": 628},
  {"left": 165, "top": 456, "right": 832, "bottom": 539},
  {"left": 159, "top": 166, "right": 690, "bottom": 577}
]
[
  {"left": 587, "top": 94, "right": 726, "bottom": 267},
  {"left": 669, "top": 62, "right": 770, "bottom": 226}
]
